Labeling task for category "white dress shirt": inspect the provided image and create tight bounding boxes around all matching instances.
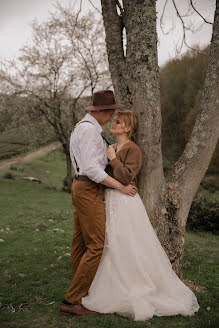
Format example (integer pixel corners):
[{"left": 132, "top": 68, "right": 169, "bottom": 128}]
[{"left": 70, "top": 113, "right": 108, "bottom": 183}]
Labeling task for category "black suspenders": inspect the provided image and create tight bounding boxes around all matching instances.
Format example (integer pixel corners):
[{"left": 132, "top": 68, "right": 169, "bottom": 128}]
[{"left": 73, "top": 121, "right": 110, "bottom": 174}]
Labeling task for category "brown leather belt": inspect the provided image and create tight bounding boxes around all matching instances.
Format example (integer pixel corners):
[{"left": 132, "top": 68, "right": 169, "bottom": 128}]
[{"left": 74, "top": 175, "right": 94, "bottom": 182}]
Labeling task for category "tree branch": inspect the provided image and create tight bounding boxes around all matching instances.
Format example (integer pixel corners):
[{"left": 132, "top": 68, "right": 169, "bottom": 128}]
[
  {"left": 88, "top": 0, "right": 102, "bottom": 14},
  {"left": 160, "top": 0, "right": 172, "bottom": 35},
  {"left": 190, "top": 0, "right": 213, "bottom": 25},
  {"left": 168, "top": 1, "right": 219, "bottom": 209},
  {"left": 160, "top": 0, "right": 213, "bottom": 54}
]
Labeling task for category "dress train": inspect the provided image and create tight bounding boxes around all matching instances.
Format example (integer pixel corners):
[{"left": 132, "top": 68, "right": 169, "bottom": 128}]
[{"left": 82, "top": 189, "right": 199, "bottom": 321}]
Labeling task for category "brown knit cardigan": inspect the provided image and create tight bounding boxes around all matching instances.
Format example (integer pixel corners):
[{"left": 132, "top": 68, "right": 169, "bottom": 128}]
[{"left": 107, "top": 141, "right": 142, "bottom": 186}]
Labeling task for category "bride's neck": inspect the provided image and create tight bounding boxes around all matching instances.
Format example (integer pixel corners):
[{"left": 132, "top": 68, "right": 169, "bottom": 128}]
[{"left": 116, "top": 134, "right": 130, "bottom": 146}]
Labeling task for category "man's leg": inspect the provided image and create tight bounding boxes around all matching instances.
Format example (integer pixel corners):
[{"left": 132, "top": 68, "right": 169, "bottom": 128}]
[
  {"left": 62, "top": 184, "right": 86, "bottom": 306},
  {"left": 65, "top": 181, "right": 105, "bottom": 305},
  {"left": 71, "top": 206, "right": 86, "bottom": 277}
]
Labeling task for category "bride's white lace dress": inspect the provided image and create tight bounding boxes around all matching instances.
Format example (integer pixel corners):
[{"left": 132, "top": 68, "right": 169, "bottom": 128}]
[{"left": 82, "top": 189, "right": 199, "bottom": 321}]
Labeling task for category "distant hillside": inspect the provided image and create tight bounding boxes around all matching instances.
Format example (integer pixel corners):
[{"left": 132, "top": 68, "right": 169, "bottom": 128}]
[
  {"left": 0, "top": 129, "right": 29, "bottom": 160},
  {"left": 160, "top": 47, "right": 218, "bottom": 175}
]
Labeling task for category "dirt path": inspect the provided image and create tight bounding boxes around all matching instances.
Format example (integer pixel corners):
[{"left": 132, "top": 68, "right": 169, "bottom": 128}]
[{"left": 0, "top": 142, "right": 61, "bottom": 170}]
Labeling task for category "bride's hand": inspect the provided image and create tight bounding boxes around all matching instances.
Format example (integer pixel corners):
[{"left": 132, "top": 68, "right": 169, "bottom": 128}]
[
  {"left": 107, "top": 145, "right": 116, "bottom": 161},
  {"left": 120, "top": 184, "right": 138, "bottom": 197}
]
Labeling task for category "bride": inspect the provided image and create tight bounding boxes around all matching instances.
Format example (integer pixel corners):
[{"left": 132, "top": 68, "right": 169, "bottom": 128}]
[{"left": 82, "top": 110, "right": 199, "bottom": 321}]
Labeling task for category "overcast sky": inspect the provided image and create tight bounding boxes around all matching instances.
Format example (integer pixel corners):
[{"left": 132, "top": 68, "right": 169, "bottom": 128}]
[{"left": 0, "top": 0, "right": 216, "bottom": 67}]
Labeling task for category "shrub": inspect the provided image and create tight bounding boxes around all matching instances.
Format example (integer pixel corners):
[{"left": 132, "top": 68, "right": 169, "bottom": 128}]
[
  {"left": 200, "top": 176, "right": 219, "bottom": 193},
  {"left": 3, "top": 172, "right": 15, "bottom": 179},
  {"left": 10, "top": 165, "right": 18, "bottom": 171},
  {"left": 10, "top": 164, "right": 24, "bottom": 172},
  {"left": 187, "top": 197, "right": 219, "bottom": 234}
]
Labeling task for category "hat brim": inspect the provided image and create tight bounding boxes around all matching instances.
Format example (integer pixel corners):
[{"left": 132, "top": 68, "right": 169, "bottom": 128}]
[{"left": 85, "top": 104, "right": 125, "bottom": 111}]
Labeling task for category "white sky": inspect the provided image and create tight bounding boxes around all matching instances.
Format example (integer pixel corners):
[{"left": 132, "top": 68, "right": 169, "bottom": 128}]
[{"left": 0, "top": 0, "right": 216, "bottom": 67}]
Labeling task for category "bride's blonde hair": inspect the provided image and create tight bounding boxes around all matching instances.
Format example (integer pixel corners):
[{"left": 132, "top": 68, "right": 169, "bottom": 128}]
[{"left": 116, "top": 110, "right": 138, "bottom": 142}]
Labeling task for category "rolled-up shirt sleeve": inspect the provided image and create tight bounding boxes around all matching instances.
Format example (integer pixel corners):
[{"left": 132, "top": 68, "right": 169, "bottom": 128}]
[{"left": 79, "top": 125, "right": 108, "bottom": 183}]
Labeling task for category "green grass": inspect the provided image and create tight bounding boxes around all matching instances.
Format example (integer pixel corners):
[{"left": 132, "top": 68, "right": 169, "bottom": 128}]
[
  {"left": 0, "top": 129, "right": 29, "bottom": 160},
  {"left": 1, "top": 148, "right": 66, "bottom": 191},
  {"left": 0, "top": 149, "right": 218, "bottom": 327}
]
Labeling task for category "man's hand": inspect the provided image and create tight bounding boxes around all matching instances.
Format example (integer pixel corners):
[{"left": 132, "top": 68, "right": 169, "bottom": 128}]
[
  {"left": 107, "top": 145, "right": 116, "bottom": 161},
  {"left": 119, "top": 184, "right": 138, "bottom": 196}
]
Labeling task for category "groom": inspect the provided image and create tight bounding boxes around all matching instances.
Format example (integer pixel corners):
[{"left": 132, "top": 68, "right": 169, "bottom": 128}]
[{"left": 60, "top": 90, "right": 137, "bottom": 316}]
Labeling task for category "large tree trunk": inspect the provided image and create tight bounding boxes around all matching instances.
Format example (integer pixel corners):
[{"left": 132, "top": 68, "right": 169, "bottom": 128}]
[
  {"left": 101, "top": 0, "right": 219, "bottom": 276},
  {"left": 164, "top": 1, "right": 219, "bottom": 274},
  {"left": 102, "top": 0, "right": 165, "bottom": 220},
  {"left": 123, "top": 0, "right": 165, "bottom": 220}
]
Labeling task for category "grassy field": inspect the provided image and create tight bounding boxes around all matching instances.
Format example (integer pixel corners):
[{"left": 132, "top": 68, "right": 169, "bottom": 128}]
[
  {"left": 0, "top": 149, "right": 218, "bottom": 328},
  {"left": 0, "top": 129, "right": 29, "bottom": 160}
]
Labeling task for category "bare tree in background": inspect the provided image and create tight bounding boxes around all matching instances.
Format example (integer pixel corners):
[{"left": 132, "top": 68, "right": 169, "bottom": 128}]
[
  {"left": 0, "top": 95, "right": 11, "bottom": 134},
  {"left": 160, "top": 0, "right": 213, "bottom": 55},
  {"left": 100, "top": 0, "right": 218, "bottom": 276},
  {"left": 0, "top": 76, "right": 55, "bottom": 148},
  {"left": 0, "top": 5, "right": 111, "bottom": 191}
]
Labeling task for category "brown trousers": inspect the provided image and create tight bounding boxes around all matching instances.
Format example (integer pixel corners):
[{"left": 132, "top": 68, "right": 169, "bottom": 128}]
[{"left": 65, "top": 180, "right": 106, "bottom": 305}]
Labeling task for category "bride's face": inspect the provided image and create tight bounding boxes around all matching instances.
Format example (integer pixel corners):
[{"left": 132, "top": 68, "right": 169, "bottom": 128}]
[{"left": 110, "top": 116, "right": 130, "bottom": 136}]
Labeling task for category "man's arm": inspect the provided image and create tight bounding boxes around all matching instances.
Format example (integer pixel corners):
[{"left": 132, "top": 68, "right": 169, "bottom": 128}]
[
  {"left": 100, "top": 176, "right": 137, "bottom": 196},
  {"left": 78, "top": 125, "right": 108, "bottom": 183},
  {"left": 77, "top": 125, "right": 137, "bottom": 196}
]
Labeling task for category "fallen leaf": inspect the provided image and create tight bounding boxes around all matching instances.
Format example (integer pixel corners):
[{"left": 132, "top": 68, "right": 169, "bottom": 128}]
[
  {"left": 46, "top": 301, "right": 55, "bottom": 305},
  {"left": 35, "top": 296, "right": 47, "bottom": 303},
  {"left": 53, "top": 228, "right": 64, "bottom": 233},
  {"left": 64, "top": 252, "right": 71, "bottom": 257},
  {"left": 18, "top": 273, "right": 26, "bottom": 278}
]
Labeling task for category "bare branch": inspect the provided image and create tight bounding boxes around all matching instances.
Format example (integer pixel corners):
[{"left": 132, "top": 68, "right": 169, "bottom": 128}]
[
  {"left": 75, "top": 0, "right": 83, "bottom": 24},
  {"left": 73, "top": 81, "right": 91, "bottom": 108},
  {"left": 160, "top": 0, "right": 213, "bottom": 55},
  {"left": 171, "top": 0, "right": 201, "bottom": 54},
  {"left": 54, "top": 1, "right": 83, "bottom": 38},
  {"left": 88, "top": 0, "right": 102, "bottom": 14},
  {"left": 190, "top": 0, "right": 213, "bottom": 25},
  {"left": 105, "top": 82, "right": 113, "bottom": 89},
  {"left": 160, "top": 0, "right": 171, "bottom": 35}
]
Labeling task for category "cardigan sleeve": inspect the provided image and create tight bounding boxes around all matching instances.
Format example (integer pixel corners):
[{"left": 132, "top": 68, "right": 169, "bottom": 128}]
[{"left": 109, "top": 144, "right": 142, "bottom": 186}]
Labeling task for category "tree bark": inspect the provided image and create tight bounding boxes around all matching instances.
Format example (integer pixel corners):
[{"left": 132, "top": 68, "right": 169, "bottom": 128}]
[
  {"left": 123, "top": 0, "right": 165, "bottom": 220},
  {"left": 101, "top": 0, "right": 219, "bottom": 276},
  {"left": 101, "top": 0, "right": 132, "bottom": 107},
  {"left": 102, "top": 0, "right": 165, "bottom": 219}
]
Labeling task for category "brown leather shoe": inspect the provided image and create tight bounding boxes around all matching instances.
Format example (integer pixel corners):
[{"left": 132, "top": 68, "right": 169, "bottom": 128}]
[{"left": 60, "top": 303, "right": 98, "bottom": 316}]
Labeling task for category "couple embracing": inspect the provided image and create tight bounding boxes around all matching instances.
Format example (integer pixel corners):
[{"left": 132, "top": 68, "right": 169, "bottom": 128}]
[{"left": 60, "top": 90, "right": 199, "bottom": 321}]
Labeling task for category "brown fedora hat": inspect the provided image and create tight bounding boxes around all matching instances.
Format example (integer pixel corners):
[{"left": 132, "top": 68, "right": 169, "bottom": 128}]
[{"left": 85, "top": 90, "right": 125, "bottom": 111}]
